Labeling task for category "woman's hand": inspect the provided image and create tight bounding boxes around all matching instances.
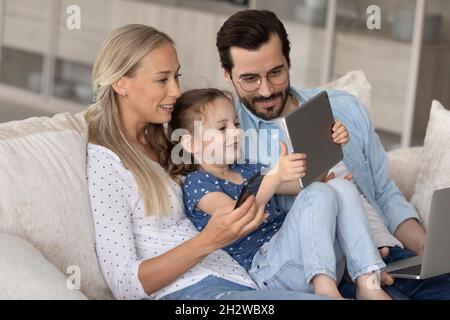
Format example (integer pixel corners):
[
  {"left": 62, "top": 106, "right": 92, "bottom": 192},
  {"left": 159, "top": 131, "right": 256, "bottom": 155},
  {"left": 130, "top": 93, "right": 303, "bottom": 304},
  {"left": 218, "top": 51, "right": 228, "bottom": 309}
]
[
  {"left": 332, "top": 120, "right": 349, "bottom": 146},
  {"left": 137, "top": 196, "right": 266, "bottom": 295},
  {"left": 270, "top": 142, "right": 307, "bottom": 184},
  {"left": 200, "top": 195, "right": 268, "bottom": 251}
]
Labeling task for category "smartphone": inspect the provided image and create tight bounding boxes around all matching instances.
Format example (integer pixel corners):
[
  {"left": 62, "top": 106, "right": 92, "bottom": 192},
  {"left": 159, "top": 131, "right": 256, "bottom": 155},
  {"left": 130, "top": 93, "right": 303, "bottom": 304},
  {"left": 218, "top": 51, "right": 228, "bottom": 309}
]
[{"left": 234, "top": 173, "right": 264, "bottom": 209}]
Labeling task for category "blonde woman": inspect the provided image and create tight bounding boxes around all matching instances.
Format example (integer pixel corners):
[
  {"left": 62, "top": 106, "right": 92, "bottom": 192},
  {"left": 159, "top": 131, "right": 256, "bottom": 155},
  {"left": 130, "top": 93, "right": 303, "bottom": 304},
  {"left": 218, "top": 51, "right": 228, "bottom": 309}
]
[{"left": 85, "top": 24, "right": 328, "bottom": 300}]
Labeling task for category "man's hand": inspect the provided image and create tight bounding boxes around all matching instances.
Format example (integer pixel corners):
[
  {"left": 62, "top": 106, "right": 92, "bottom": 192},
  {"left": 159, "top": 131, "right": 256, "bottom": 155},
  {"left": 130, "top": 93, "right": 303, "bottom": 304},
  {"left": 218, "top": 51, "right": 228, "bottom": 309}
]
[
  {"left": 319, "top": 172, "right": 353, "bottom": 183},
  {"left": 320, "top": 172, "right": 336, "bottom": 183},
  {"left": 332, "top": 120, "right": 349, "bottom": 146},
  {"left": 379, "top": 247, "right": 395, "bottom": 286}
]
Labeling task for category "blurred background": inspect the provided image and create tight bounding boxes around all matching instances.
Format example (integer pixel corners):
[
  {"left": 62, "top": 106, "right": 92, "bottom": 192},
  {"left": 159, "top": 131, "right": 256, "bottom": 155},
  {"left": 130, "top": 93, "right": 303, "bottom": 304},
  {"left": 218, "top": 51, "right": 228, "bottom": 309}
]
[{"left": 0, "top": 0, "right": 448, "bottom": 149}]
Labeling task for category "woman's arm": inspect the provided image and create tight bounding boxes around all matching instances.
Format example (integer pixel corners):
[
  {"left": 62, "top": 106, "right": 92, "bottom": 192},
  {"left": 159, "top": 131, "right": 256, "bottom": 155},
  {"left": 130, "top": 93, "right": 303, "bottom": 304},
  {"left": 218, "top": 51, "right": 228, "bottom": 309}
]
[
  {"left": 138, "top": 195, "right": 265, "bottom": 294},
  {"left": 92, "top": 170, "right": 263, "bottom": 297},
  {"left": 88, "top": 147, "right": 265, "bottom": 298}
]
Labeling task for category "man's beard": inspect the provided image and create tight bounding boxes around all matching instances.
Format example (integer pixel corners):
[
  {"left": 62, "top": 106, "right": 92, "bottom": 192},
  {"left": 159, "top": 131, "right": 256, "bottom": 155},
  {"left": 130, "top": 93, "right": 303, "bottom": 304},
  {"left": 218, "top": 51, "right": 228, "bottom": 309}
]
[{"left": 240, "top": 86, "right": 290, "bottom": 121}]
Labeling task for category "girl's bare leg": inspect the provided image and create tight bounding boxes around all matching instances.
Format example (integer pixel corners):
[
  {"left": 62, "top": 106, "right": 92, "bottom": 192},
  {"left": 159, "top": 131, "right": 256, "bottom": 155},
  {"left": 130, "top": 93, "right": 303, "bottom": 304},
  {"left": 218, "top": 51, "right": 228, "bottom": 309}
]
[
  {"left": 312, "top": 274, "right": 344, "bottom": 299},
  {"left": 356, "top": 273, "right": 392, "bottom": 300}
]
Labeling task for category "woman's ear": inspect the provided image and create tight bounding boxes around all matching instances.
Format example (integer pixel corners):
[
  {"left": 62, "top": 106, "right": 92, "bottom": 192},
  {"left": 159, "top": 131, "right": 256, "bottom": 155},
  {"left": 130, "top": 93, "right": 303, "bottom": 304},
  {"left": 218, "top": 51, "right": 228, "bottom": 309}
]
[{"left": 112, "top": 77, "right": 130, "bottom": 97}]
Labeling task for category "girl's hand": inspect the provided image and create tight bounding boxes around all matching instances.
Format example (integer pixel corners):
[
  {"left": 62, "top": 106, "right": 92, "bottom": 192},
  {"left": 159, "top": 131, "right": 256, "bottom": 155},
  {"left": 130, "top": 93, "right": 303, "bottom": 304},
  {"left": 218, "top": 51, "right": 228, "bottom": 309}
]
[
  {"left": 270, "top": 142, "right": 307, "bottom": 184},
  {"left": 201, "top": 195, "right": 268, "bottom": 251},
  {"left": 332, "top": 120, "right": 349, "bottom": 146}
]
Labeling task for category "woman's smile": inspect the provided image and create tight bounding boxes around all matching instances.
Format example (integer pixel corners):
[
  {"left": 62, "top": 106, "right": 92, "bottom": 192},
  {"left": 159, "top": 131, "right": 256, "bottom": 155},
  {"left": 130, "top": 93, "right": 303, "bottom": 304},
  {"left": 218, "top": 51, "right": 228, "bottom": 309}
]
[{"left": 160, "top": 103, "right": 174, "bottom": 113}]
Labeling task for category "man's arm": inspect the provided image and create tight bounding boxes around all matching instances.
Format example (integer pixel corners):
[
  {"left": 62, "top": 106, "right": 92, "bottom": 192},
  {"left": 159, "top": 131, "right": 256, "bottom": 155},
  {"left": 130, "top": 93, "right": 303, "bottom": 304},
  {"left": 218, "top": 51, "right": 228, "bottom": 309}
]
[
  {"left": 394, "top": 219, "right": 426, "bottom": 256},
  {"left": 352, "top": 96, "right": 425, "bottom": 254}
]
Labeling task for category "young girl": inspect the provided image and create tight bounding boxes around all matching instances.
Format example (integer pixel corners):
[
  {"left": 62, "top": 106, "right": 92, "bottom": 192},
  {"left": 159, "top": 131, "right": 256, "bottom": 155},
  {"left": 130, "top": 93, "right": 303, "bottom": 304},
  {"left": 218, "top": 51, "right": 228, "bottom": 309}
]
[{"left": 168, "top": 88, "right": 390, "bottom": 300}]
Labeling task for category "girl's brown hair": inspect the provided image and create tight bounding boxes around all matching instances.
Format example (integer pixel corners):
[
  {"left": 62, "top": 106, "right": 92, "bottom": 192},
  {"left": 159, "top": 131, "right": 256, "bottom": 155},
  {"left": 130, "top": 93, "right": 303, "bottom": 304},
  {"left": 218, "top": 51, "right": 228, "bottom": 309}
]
[{"left": 166, "top": 88, "right": 233, "bottom": 178}]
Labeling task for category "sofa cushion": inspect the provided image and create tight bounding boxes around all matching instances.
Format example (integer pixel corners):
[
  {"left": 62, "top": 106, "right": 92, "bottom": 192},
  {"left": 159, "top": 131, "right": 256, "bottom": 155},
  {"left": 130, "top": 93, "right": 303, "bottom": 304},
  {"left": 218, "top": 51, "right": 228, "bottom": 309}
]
[
  {"left": 0, "top": 111, "right": 113, "bottom": 299},
  {"left": 387, "top": 147, "right": 423, "bottom": 201},
  {"left": 411, "top": 100, "right": 450, "bottom": 229},
  {"left": 323, "top": 70, "right": 373, "bottom": 117},
  {"left": 0, "top": 233, "right": 88, "bottom": 300}
]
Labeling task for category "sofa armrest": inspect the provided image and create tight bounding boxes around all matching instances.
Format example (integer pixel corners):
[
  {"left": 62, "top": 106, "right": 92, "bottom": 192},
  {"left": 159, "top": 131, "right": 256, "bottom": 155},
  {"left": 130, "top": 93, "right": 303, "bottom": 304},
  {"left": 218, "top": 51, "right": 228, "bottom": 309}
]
[
  {"left": 387, "top": 147, "right": 423, "bottom": 201},
  {"left": 0, "top": 233, "right": 88, "bottom": 300}
]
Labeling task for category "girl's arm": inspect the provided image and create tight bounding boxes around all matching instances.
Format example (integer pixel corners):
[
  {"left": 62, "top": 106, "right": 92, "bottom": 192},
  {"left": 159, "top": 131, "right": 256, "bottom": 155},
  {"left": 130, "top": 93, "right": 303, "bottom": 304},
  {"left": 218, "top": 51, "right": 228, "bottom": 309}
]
[
  {"left": 255, "top": 173, "right": 282, "bottom": 207},
  {"left": 196, "top": 192, "right": 238, "bottom": 215},
  {"left": 256, "top": 175, "right": 301, "bottom": 204},
  {"left": 275, "top": 172, "right": 353, "bottom": 196},
  {"left": 275, "top": 180, "right": 301, "bottom": 195},
  {"left": 256, "top": 143, "right": 306, "bottom": 203},
  {"left": 195, "top": 175, "right": 298, "bottom": 217}
]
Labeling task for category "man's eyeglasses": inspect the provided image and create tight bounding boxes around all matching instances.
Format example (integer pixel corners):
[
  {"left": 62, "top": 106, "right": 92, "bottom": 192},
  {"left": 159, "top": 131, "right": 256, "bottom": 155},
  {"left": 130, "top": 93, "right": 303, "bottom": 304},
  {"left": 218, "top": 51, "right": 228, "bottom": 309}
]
[{"left": 237, "top": 67, "right": 289, "bottom": 92}]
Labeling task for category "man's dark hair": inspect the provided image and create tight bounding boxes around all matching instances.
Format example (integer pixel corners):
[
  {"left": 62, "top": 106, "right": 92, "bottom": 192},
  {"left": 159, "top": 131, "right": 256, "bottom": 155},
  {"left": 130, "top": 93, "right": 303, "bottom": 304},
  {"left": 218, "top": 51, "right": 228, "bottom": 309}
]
[{"left": 216, "top": 10, "right": 291, "bottom": 74}]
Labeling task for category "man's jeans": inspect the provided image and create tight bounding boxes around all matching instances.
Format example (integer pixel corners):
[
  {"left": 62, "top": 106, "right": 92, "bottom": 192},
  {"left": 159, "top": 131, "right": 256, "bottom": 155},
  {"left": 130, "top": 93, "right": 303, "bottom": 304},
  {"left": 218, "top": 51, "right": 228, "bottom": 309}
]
[
  {"left": 249, "top": 179, "right": 385, "bottom": 292},
  {"left": 339, "top": 246, "right": 450, "bottom": 300}
]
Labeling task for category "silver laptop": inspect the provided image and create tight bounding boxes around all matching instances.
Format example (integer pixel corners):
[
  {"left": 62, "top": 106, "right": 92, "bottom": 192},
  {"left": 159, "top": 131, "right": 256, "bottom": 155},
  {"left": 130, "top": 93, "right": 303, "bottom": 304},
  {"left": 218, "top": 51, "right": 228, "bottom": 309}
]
[{"left": 386, "top": 187, "right": 450, "bottom": 279}]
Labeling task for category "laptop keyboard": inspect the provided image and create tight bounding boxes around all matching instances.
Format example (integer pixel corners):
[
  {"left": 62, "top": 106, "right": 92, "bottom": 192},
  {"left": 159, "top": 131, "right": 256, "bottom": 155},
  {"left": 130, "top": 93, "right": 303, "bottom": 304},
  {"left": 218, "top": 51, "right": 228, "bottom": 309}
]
[{"left": 392, "top": 264, "right": 422, "bottom": 275}]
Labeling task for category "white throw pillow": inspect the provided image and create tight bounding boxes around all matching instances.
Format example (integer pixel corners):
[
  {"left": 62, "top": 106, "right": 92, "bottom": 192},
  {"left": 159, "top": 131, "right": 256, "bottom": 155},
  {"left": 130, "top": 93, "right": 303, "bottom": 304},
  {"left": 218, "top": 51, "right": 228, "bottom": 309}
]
[
  {"left": 387, "top": 147, "right": 423, "bottom": 201},
  {"left": 0, "top": 233, "right": 88, "bottom": 300},
  {"left": 411, "top": 100, "right": 450, "bottom": 229},
  {"left": 0, "top": 112, "right": 113, "bottom": 299},
  {"left": 323, "top": 70, "right": 373, "bottom": 117}
]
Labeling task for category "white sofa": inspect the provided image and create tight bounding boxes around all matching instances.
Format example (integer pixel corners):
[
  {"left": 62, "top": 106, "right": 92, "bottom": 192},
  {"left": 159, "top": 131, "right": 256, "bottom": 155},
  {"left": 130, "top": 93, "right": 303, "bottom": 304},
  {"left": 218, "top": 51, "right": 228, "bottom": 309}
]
[{"left": 0, "top": 72, "right": 429, "bottom": 300}]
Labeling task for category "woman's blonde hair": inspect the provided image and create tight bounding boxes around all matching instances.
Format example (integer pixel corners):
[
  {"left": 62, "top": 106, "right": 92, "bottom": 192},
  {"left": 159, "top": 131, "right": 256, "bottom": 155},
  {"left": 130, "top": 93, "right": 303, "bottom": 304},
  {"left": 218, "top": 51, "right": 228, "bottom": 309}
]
[{"left": 85, "top": 24, "right": 178, "bottom": 218}]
